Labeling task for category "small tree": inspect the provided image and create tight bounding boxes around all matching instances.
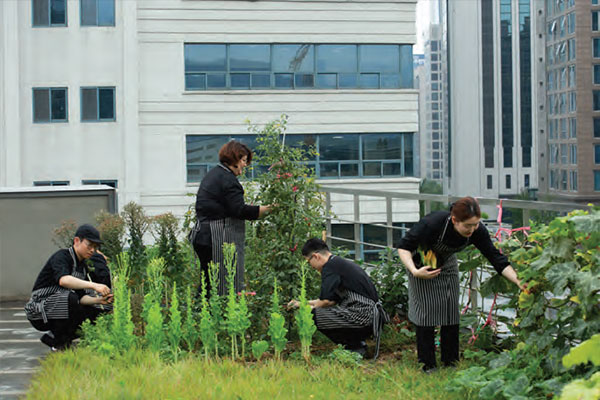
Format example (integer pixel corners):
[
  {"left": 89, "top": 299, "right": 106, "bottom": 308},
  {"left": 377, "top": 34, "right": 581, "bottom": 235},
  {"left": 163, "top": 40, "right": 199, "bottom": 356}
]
[
  {"left": 152, "top": 212, "right": 187, "bottom": 284},
  {"left": 95, "top": 210, "right": 125, "bottom": 262},
  {"left": 182, "top": 286, "right": 199, "bottom": 353},
  {"left": 111, "top": 254, "right": 136, "bottom": 351},
  {"left": 198, "top": 271, "right": 216, "bottom": 360},
  {"left": 121, "top": 202, "right": 150, "bottom": 284},
  {"left": 52, "top": 219, "right": 77, "bottom": 248}
]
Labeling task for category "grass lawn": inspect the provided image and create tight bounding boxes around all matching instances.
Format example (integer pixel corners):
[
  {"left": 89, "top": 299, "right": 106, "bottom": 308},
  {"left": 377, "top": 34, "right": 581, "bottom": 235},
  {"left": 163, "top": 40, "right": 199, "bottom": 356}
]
[{"left": 26, "top": 347, "right": 472, "bottom": 400}]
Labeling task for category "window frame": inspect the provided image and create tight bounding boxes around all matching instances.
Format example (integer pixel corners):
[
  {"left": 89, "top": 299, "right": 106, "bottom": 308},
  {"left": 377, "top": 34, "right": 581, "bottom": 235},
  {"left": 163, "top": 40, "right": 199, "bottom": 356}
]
[
  {"left": 80, "top": 86, "right": 116, "bottom": 122},
  {"left": 80, "top": 0, "right": 116, "bottom": 27},
  {"left": 32, "top": 0, "right": 67, "bottom": 27},
  {"left": 32, "top": 87, "right": 69, "bottom": 123}
]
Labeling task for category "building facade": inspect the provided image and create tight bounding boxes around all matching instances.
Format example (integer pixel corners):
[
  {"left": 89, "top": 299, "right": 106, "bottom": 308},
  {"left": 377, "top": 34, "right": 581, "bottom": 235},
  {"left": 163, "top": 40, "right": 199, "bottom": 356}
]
[
  {"left": 0, "top": 0, "right": 420, "bottom": 257},
  {"left": 539, "top": 0, "right": 600, "bottom": 202},
  {"left": 448, "top": 0, "right": 540, "bottom": 200}
]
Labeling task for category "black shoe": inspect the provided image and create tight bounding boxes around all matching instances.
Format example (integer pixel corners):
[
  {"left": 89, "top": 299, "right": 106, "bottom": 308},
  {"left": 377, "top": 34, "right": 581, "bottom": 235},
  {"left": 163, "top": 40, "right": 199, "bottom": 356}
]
[
  {"left": 40, "top": 333, "right": 56, "bottom": 348},
  {"left": 347, "top": 342, "right": 367, "bottom": 357}
]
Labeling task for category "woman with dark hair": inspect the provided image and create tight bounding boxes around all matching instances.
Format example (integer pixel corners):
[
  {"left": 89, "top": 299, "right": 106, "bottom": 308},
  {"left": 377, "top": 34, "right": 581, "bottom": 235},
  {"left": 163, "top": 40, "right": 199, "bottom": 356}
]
[
  {"left": 396, "top": 196, "right": 525, "bottom": 371},
  {"left": 192, "top": 140, "right": 271, "bottom": 295}
]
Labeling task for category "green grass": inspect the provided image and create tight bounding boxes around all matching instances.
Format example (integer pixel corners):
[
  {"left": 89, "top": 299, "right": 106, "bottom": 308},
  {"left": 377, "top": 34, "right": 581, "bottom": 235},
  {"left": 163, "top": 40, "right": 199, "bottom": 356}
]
[{"left": 26, "top": 347, "right": 472, "bottom": 400}]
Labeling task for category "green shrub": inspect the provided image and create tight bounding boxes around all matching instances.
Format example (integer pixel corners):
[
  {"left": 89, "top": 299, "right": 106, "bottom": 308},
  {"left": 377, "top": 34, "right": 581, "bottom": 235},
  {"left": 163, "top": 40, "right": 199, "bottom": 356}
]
[
  {"left": 95, "top": 210, "right": 125, "bottom": 262},
  {"left": 121, "top": 202, "right": 150, "bottom": 284}
]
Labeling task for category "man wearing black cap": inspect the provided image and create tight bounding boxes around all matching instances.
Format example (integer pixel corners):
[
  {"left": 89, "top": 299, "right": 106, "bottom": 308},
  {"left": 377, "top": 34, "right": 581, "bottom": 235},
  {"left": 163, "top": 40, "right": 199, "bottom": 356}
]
[{"left": 25, "top": 224, "right": 113, "bottom": 351}]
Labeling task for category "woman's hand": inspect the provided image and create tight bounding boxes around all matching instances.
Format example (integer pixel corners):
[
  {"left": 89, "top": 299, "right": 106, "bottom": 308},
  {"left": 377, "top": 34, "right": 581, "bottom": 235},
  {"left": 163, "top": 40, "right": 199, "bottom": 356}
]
[
  {"left": 287, "top": 299, "right": 300, "bottom": 310},
  {"left": 412, "top": 265, "right": 441, "bottom": 280}
]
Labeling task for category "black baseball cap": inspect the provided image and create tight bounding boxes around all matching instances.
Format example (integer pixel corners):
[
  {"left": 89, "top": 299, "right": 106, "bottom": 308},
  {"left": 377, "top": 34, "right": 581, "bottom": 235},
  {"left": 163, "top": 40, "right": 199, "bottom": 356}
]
[{"left": 74, "top": 224, "right": 103, "bottom": 244}]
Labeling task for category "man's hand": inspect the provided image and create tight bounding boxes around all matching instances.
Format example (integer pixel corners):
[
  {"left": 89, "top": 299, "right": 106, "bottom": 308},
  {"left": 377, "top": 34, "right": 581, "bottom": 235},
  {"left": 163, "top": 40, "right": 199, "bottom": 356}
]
[
  {"left": 99, "top": 293, "right": 113, "bottom": 305},
  {"left": 93, "top": 283, "right": 111, "bottom": 296},
  {"left": 287, "top": 299, "right": 300, "bottom": 310},
  {"left": 412, "top": 265, "right": 441, "bottom": 280}
]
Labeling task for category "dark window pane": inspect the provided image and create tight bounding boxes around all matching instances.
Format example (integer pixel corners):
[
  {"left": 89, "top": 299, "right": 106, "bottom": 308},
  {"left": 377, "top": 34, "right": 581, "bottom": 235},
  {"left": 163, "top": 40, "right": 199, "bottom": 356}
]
[
  {"left": 50, "top": 89, "right": 67, "bottom": 120},
  {"left": 186, "top": 73, "right": 206, "bottom": 90},
  {"left": 295, "top": 74, "right": 314, "bottom": 88},
  {"left": 252, "top": 73, "right": 270, "bottom": 88},
  {"left": 81, "top": 88, "right": 97, "bottom": 121},
  {"left": 33, "top": 0, "right": 49, "bottom": 26},
  {"left": 231, "top": 73, "right": 250, "bottom": 88},
  {"left": 229, "top": 44, "right": 270, "bottom": 72},
  {"left": 339, "top": 73, "right": 358, "bottom": 88},
  {"left": 187, "top": 165, "right": 209, "bottom": 183},
  {"left": 363, "top": 133, "right": 402, "bottom": 160},
  {"left": 98, "top": 88, "right": 114, "bottom": 120},
  {"left": 319, "top": 134, "right": 359, "bottom": 160},
  {"left": 383, "top": 162, "right": 401, "bottom": 176},
  {"left": 81, "top": 0, "right": 97, "bottom": 25},
  {"left": 33, "top": 89, "right": 50, "bottom": 122},
  {"left": 381, "top": 74, "right": 400, "bottom": 88},
  {"left": 317, "top": 45, "right": 357, "bottom": 73},
  {"left": 275, "top": 73, "right": 293, "bottom": 88},
  {"left": 399, "top": 45, "right": 414, "bottom": 88},
  {"left": 286, "top": 134, "right": 317, "bottom": 158},
  {"left": 320, "top": 163, "right": 339, "bottom": 177},
  {"left": 359, "top": 73, "right": 379, "bottom": 88},
  {"left": 272, "top": 44, "right": 314, "bottom": 72},
  {"left": 207, "top": 74, "right": 226, "bottom": 88},
  {"left": 186, "top": 136, "right": 228, "bottom": 165},
  {"left": 404, "top": 134, "right": 414, "bottom": 176},
  {"left": 340, "top": 163, "right": 359, "bottom": 177},
  {"left": 316, "top": 73, "right": 336, "bottom": 88},
  {"left": 50, "top": 0, "right": 66, "bottom": 25},
  {"left": 359, "top": 45, "right": 399, "bottom": 72},
  {"left": 185, "top": 44, "right": 226, "bottom": 72},
  {"left": 364, "top": 162, "right": 381, "bottom": 176},
  {"left": 595, "top": 65, "right": 600, "bottom": 84},
  {"left": 97, "top": 0, "right": 115, "bottom": 25},
  {"left": 331, "top": 224, "right": 354, "bottom": 251},
  {"left": 595, "top": 118, "right": 600, "bottom": 137}
]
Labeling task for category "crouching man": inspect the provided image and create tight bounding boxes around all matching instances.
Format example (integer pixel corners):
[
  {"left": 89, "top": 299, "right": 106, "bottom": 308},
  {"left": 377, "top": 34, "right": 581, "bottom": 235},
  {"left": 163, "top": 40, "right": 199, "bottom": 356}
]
[
  {"left": 288, "top": 238, "right": 389, "bottom": 358},
  {"left": 25, "top": 224, "right": 113, "bottom": 351}
]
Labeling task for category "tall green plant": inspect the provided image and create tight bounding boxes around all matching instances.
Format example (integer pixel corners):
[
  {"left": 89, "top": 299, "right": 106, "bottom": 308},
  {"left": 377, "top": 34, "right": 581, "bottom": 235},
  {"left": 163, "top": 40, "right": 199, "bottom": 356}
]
[
  {"left": 167, "top": 282, "right": 182, "bottom": 361},
  {"left": 152, "top": 212, "right": 187, "bottom": 284},
  {"left": 198, "top": 271, "right": 216, "bottom": 360},
  {"left": 111, "top": 254, "right": 136, "bottom": 351},
  {"left": 182, "top": 286, "right": 199, "bottom": 353},
  {"left": 295, "top": 263, "right": 317, "bottom": 362},
  {"left": 208, "top": 261, "right": 222, "bottom": 358},
  {"left": 122, "top": 202, "right": 150, "bottom": 283},
  {"left": 143, "top": 259, "right": 166, "bottom": 353},
  {"left": 268, "top": 278, "right": 288, "bottom": 361},
  {"left": 224, "top": 243, "right": 240, "bottom": 359},
  {"left": 236, "top": 290, "right": 252, "bottom": 359},
  {"left": 244, "top": 115, "right": 325, "bottom": 331}
]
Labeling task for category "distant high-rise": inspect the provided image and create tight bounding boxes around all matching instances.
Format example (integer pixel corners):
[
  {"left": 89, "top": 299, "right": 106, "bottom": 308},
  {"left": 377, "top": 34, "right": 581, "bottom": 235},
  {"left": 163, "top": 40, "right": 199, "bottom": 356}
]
[
  {"left": 448, "top": 0, "right": 540, "bottom": 199},
  {"left": 538, "top": 0, "right": 600, "bottom": 203}
]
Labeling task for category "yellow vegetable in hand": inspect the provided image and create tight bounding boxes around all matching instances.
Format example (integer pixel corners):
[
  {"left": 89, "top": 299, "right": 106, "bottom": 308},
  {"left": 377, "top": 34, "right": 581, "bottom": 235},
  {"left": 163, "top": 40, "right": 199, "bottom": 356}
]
[{"left": 418, "top": 249, "right": 438, "bottom": 269}]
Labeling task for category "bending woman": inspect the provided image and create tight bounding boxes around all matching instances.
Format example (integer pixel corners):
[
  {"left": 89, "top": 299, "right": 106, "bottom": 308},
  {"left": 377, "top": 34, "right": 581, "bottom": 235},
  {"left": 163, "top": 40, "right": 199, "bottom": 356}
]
[
  {"left": 193, "top": 141, "right": 270, "bottom": 295},
  {"left": 396, "top": 196, "right": 524, "bottom": 371}
]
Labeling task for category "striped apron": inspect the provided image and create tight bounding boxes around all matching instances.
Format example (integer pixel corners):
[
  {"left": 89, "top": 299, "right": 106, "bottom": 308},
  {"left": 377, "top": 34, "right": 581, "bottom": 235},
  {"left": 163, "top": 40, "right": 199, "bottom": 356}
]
[
  {"left": 313, "top": 290, "right": 375, "bottom": 329},
  {"left": 407, "top": 216, "right": 469, "bottom": 327},
  {"left": 209, "top": 217, "right": 246, "bottom": 295},
  {"left": 25, "top": 248, "right": 86, "bottom": 323}
]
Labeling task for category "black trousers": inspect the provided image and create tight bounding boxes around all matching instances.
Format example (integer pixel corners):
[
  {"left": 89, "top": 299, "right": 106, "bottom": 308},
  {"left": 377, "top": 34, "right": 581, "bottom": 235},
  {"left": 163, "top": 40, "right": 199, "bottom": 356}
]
[
  {"left": 29, "top": 292, "right": 102, "bottom": 348},
  {"left": 194, "top": 243, "right": 213, "bottom": 297},
  {"left": 317, "top": 323, "right": 372, "bottom": 350},
  {"left": 415, "top": 324, "right": 459, "bottom": 370}
]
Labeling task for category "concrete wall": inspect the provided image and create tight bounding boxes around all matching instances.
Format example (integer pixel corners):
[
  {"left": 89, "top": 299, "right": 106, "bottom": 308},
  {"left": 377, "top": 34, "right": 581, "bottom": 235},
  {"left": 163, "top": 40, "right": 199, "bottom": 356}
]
[{"left": 0, "top": 186, "right": 117, "bottom": 300}]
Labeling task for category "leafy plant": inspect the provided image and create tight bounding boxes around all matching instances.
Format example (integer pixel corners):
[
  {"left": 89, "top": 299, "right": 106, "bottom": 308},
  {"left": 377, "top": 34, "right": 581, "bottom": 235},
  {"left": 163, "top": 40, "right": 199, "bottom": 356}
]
[
  {"left": 251, "top": 340, "right": 269, "bottom": 361},
  {"left": 268, "top": 278, "right": 288, "bottom": 361},
  {"left": 111, "top": 254, "right": 136, "bottom": 352},
  {"left": 122, "top": 202, "right": 150, "bottom": 284},
  {"left": 245, "top": 115, "right": 326, "bottom": 332},
  {"left": 330, "top": 344, "right": 363, "bottom": 366},
  {"left": 182, "top": 285, "right": 199, "bottom": 353},
  {"left": 208, "top": 260, "right": 223, "bottom": 358},
  {"left": 198, "top": 271, "right": 216, "bottom": 360},
  {"left": 167, "top": 282, "right": 182, "bottom": 361},
  {"left": 236, "top": 290, "right": 252, "bottom": 359},
  {"left": 52, "top": 219, "right": 77, "bottom": 248},
  {"left": 295, "top": 262, "right": 317, "bottom": 362},
  {"left": 368, "top": 250, "right": 408, "bottom": 318},
  {"left": 95, "top": 210, "right": 125, "bottom": 262},
  {"left": 152, "top": 212, "right": 187, "bottom": 285},
  {"left": 142, "top": 257, "right": 165, "bottom": 329},
  {"left": 559, "top": 334, "right": 600, "bottom": 400}
]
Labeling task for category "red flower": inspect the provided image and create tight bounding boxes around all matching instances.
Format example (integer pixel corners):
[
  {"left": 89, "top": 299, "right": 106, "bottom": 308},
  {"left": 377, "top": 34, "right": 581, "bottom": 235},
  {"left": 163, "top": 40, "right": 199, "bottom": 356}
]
[
  {"left": 290, "top": 244, "right": 298, "bottom": 253},
  {"left": 292, "top": 186, "right": 298, "bottom": 192}
]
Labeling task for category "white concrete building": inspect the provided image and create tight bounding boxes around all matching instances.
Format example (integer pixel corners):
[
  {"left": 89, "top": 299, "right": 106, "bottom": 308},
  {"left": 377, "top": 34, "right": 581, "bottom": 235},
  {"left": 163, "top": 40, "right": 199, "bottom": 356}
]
[
  {"left": 1, "top": 0, "right": 420, "bottom": 257},
  {"left": 448, "top": 0, "right": 541, "bottom": 200}
]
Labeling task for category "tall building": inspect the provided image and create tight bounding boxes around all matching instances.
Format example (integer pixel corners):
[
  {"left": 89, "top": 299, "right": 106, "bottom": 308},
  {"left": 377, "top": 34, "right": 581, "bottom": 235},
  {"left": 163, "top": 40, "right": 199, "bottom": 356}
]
[
  {"left": 0, "top": 0, "right": 420, "bottom": 259},
  {"left": 448, "top": 0, "right": 540, "bottom": 200},
  {"left": 539, "top": 0, "right": 600, "bottom": 203}
]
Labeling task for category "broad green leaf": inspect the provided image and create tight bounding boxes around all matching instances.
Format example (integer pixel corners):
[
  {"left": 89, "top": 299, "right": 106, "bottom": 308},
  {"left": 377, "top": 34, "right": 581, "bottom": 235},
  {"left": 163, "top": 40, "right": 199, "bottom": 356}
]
[
  {"left": 545, "top": 262, "right": 577, "bottom": 294},
  {"left": 562, "top": 334, "right": 600, "bottom": 368}
]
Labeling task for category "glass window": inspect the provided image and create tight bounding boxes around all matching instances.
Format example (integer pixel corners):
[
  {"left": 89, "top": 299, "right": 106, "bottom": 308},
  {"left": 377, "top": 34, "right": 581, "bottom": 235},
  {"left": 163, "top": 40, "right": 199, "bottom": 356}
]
[
  {"left": 594, "top": 38, "right": 600, "bottom": 58},
  {"left": 594, "top": 65, "right": 600, "bottom": 85},
  {"left": 561, "top": 170, "right": 567, "bottom": 190},
  {"left": 273, "top": 44, "right": 314, "bottom": 73},
  {"left": 595, "top": 171, "right": 600, "bottom": 191},
  {"left": 317, "top": 45, "right": 357, "bottom": 73},
  {"left": 595, "top": 118, "right": 600, "bottom": 137},
  {"left": 569, "top": 117, "right": 577, "bottom": 138},
  {"left": 569, "top": 92, "right": 577, "bottom": 112},
  {"left": 506, "top": 174, "right": 511, "bottom": 189},
  {"left": 82, "top": 179, "right": 118, "bottom": 188},
  {"left": 359, "top": 45, "right": 399, "bottom": 72},
  {"left": 33, "top": 0, "right": 66, "bottom": 26},
  {"left": 487, "top": 175, "right": 492, "bottom": 189},
  {"left": 594, "top": 11, "right": 600, "bottom": 31},
  {"left": 569, "top": 171, "right": 577, "bottom": 191},
  {"left": 320, "top": 134, "right": 359, "bottom": 160},
  {"left": 81, "top": 0, "right": 115, "bottom": 26},
  {"left": 185, "top": 44, "right": 226, "bottom": 72},
  {"left": 560, "top": 143, "right": 568, "bottom": 164},
  {"left": 594, "top": 91, "right": 600, "bottom": 111},
  {"left": 81, "top": 87, "right": 115, "bottom": 121},
  {"left": 33, "top": 88, "right": 67, "bottom": 122},
  {"left": 362, "top": 134, "right": 402, "bottom": 161},
  {"left": 567, "top": 12, "right": 575, "bottom": 34},
  {"left": 229, "top": 45, "right": 270, "bottom": 72},
  {"left": 596, "top": 145, "right": 600, "bottom": 164},
  {"left": 33, "top": 180, "right": 69, "bottom": 186},
  {"left": 524, "top": 174, "right": 530, "bottom": 188},
  {"left": 570, "top": 144, "right": 577, "bottom": 164},
  {"left": 569, "top": 65, "right": 576, "bottom": 87},
  {"left": 568, "top": 38, "right": 576, "bottom": 60}
]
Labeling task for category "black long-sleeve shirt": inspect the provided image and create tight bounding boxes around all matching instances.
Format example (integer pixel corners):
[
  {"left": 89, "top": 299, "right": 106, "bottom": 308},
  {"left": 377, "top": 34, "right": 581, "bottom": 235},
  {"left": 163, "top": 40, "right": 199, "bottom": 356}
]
[
  {"left": 195, "top": 164, "right": 260, "bottom": 222},
  {"left": 396, "top": 211, "right": 510, "bottom": 274}
]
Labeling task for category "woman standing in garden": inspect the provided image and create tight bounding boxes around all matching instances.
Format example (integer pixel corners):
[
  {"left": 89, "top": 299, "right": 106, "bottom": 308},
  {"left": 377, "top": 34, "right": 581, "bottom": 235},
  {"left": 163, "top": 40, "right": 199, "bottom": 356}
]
[
  {"left": 396, "top": 196, "right": 525, "bottom": 372},
  {"left": 192, "top": 140, "right": 271, "bottom": 295}
]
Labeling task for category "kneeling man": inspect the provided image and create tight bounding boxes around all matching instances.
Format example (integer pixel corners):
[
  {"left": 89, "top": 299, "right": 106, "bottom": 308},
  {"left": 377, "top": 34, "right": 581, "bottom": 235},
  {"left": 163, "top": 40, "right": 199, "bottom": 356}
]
[
  {"left": 25, "top": 224, "right": 113, "bottom": 350},
  {"left": 288, "top": 238, "right": 388, "bottom": 357}
]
